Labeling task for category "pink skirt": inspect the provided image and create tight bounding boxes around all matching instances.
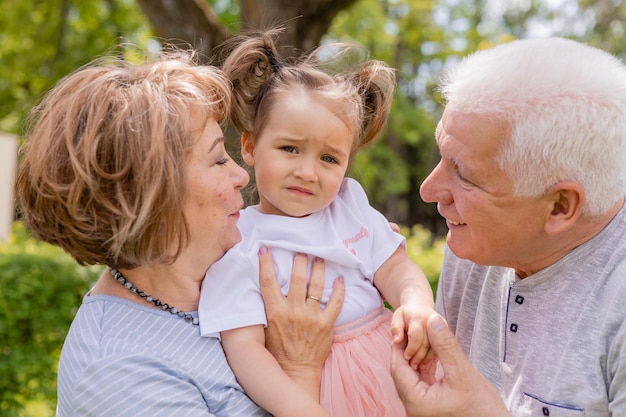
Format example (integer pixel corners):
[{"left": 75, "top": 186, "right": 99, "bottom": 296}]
[{"left": 320, "top": 307, "right": 405, "bottom": 417}]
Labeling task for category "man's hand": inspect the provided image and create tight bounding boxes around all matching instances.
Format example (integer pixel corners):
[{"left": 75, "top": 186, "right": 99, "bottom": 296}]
[{"left": 391, "top": 314, "right": 511, "bottom": 417}]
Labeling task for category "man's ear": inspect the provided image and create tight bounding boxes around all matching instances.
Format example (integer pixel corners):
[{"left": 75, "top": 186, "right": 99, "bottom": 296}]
[
  {"left": 240, "top": 132, "right": 255, "bottom": 166},
  {"left": 544, "top": 181, "right": 585, "bottom": 235}
]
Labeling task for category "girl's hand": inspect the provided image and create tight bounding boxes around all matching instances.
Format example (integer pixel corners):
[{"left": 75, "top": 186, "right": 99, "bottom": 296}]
[{"left": 391, "top": 303, "right": 437, "bottom": 369}]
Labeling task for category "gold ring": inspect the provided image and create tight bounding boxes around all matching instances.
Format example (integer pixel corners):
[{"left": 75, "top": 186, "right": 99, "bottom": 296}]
[{"left": 307, "top": 295, "right": 321, "bottom": 303}]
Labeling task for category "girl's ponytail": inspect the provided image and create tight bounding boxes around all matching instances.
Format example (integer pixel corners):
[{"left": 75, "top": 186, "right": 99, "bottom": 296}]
[
  {"left": 221, "top": 28, "right": 284, "bottom": 133},
  {"left": 351, "top": 61, "right": 396, "bottom": 148}
]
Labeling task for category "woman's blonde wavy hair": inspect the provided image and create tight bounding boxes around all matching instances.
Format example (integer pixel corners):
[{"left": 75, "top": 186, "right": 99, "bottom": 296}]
[{"left": 15, "top": 49, "right": 231, "bottom": 268}]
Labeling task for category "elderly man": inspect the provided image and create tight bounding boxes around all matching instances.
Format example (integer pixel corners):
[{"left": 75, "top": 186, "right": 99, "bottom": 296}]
[{"left": 392, "top": 37, "right": 626, "bottom": 417}]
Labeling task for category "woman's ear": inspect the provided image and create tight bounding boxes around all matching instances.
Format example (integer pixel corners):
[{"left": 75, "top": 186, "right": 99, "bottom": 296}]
[
  {"left": 544, "top": 181, "right": 584, "bottom": 235},
  {"left": 240, "top": 132, "right": 255, "bottom": 166}
]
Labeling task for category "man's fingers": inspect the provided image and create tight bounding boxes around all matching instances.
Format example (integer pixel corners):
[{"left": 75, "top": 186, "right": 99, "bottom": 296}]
[
  {"left": 421, "top": 348, "right": 437, "bottom": 365},
  {"left": 390, "top": 340, "right": 423, "bottom": 400},
  {"left": 425, "top": 313, "right": 467, "bottom": 387}
]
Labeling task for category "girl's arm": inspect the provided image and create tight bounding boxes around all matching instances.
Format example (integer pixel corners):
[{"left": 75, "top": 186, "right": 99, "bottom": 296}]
[
  {"left": 374, "top": 245, "right": 436, "bottom": 368},
  {"left": 221, "top": 325, "right": 331, "bottom": 417}
]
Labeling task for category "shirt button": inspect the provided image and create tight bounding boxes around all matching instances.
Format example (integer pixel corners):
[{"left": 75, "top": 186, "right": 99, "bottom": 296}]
[
  {"left": 542, "top": 406, "right": 550, "bottom": 416},
  {"left": 510, "top": 323, "right": 518, "bottom": 332},
  {"left": 515, "top": 295, "right": 524, "bottom": 304}
]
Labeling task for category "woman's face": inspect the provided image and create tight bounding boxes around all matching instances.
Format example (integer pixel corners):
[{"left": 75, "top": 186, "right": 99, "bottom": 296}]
[{"left": 182, "top": 117, "right": 249, "bottom": 266}]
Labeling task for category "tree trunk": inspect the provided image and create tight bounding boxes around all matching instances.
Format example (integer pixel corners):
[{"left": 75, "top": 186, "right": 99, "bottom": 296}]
[
  {"left": 135, "top": 0, "right": 229, "bottom": 61},
  {"left": 135, "top": 0, "right": 359, "bottom": 61},
  {"left": 240, "top": 0, "right": 359, "bottom": 56}
]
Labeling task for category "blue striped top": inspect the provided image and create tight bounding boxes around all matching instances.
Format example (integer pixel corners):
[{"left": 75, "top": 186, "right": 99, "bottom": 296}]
[{"left": 56, "top": 294, "right": 270, "bottom": 417}]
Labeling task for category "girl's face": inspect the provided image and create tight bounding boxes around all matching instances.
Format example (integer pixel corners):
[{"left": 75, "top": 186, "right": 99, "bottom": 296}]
[
  {"left": 242, "top": 90, "right": 353, "bottom": 217},
  {"left": 183, "top": 117, "right": 249, "bottom": 265}
]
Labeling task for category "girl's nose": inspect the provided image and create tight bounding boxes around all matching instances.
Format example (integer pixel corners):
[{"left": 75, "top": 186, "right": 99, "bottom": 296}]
[{"left": 293, "top": 158, "right": 318, "bottom": 182}]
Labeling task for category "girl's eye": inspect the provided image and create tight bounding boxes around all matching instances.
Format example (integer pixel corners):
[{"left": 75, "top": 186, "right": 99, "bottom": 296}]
[
  {"left": 321, "top": 155, "right": 338, "bottom": 164},
  {"left": 281, "top": 146, "right": 297, "bottom": 154}
]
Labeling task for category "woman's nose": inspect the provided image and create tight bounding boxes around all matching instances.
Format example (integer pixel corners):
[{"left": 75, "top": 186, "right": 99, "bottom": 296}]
[{"left": 232, "top": 162, "right": 250, "bottom": 189}]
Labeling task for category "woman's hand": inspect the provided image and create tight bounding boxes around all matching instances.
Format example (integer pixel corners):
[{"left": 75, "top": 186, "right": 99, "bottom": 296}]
[{"left": 259, "top": 247, "right": 345, "bottom": 400}]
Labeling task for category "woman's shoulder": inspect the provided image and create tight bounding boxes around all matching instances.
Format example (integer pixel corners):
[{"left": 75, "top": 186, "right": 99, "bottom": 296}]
[
  {"left": 58, "top": 297, "right": 269, "bottom": 416},
  {"left": 63, "top": 296, "right": 215, "bottom": 362}
]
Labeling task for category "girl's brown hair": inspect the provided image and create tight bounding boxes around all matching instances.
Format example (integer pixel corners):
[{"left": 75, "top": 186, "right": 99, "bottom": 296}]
[{"left": 221, "top": 27, "right": 396, "bottom": 153}]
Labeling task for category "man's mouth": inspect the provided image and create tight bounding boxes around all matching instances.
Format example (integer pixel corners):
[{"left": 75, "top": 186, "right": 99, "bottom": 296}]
[{"left": 448, "top": 219, "right": 466, "bottom": 226}]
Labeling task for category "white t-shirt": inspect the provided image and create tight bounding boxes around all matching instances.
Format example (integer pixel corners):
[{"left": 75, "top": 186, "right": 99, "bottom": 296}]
[{"left": 199, "top": 178, "right": 404, "bottom": 337}]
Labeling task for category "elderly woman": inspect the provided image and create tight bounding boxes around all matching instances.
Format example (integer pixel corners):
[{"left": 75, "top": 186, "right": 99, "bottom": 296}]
[{"left": 14, "top": 50, "right": 344, "bottom": 417}]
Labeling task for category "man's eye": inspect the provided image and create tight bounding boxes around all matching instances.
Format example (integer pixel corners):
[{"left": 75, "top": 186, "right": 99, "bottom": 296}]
[{"left": 456, "top": 170, "right": 473, "bottom": 184}]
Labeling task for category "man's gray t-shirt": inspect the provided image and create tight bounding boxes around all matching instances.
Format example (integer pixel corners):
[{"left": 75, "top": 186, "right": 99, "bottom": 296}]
[{"left": 437, "top": 202, "right": 626, "bottom": 417}]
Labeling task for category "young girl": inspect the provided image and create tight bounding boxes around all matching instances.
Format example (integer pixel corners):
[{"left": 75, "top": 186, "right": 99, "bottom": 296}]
[{"left": 199, "top": 29, "right": 435, "bottom": 417}]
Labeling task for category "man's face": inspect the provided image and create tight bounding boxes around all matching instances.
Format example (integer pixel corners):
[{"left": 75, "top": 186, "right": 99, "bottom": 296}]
[{"left": 420, "top": 109, "right": 554, "bottom": 274}]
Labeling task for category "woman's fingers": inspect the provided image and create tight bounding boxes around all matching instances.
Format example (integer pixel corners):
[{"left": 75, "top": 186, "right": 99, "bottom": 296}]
[
  {"left": 306, "top": 257, "right": 326, "bottom": 305},
  {"left": 324, "top": 274, "right": 345, "bottom": 320},
  {"left": 260, "top": 247, "right": 345, "bottom": 382},
  {"left": 286, "top": 253, "right": 308, "bottom": 303},
  {"left": 258, "top": 246, "right": 283, "bottom": 313}
]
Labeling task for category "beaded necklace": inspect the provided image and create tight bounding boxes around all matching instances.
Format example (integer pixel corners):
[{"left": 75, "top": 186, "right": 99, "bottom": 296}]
[{"left": 110, "top": 268, "right": 199, "bottom": 325}]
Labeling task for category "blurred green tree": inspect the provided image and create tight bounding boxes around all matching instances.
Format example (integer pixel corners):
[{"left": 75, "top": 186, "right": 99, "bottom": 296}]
[
  {"left": 0, "top": 223, "right": 100, "bottom": 416},
  {"left": 0, "top": 0, "right": 148, "bottom": 135}
]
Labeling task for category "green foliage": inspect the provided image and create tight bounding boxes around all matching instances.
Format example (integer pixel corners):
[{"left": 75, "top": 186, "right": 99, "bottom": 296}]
[
  {"left": 403, "top": 224, "right": 443, "bottom": 294},
  {"left": 207, "top": 0, "right": 242, "bottom": 32},
  {"left": 0, "top": 223, "right": 100, "bottom": 416},
  {"left": 327, "top": 0, "right": 443, "bottom": 227},
  {"left": 0, "top": 0, "right": 148, "bottom": 135}
]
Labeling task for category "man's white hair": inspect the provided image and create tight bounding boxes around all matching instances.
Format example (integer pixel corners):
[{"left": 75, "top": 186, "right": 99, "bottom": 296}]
[{"left": 440, "top": 37, "right": 626, "bottom": 216}]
